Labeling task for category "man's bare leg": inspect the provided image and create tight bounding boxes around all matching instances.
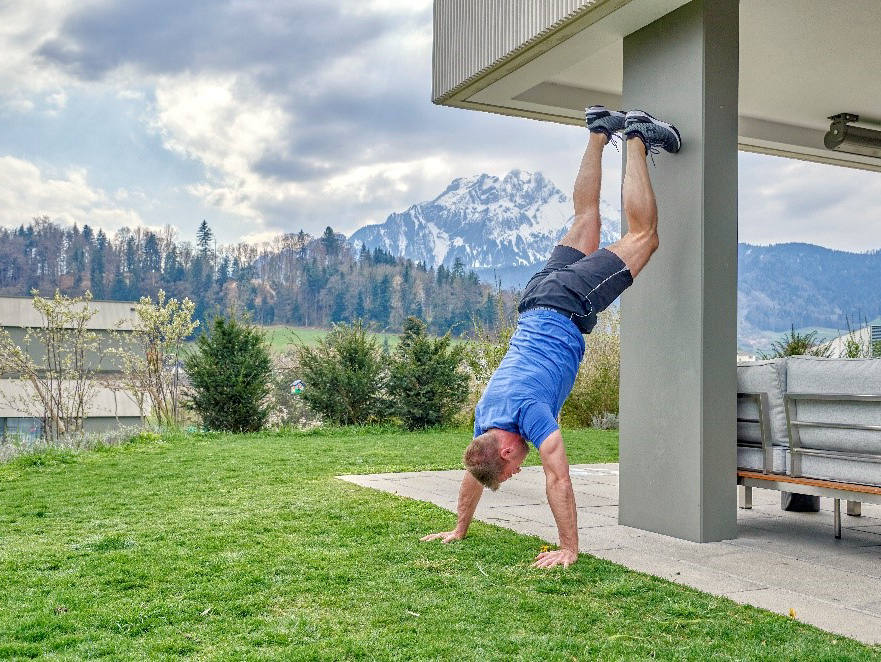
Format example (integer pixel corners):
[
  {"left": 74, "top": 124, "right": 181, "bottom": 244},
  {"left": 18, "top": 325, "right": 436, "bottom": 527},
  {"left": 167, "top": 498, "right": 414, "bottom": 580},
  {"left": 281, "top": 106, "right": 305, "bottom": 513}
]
[
  {"left": 560, "top": 131, "right": 607, "bottom": 256},
  {"left": 606, "top": 136, "right": 659, "bottom": 278}
]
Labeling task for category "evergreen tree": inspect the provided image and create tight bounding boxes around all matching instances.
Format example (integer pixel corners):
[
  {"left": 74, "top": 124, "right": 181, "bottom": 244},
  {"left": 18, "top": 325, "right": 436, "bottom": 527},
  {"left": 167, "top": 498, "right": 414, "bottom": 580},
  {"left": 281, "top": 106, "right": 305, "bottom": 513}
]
[
  {"left": 388, "top": 317, "right": 468, "bottom": 429},
  {"left": 216, "top": 254, "right": 231, "bottom": 286},
  {"left": 111, "top": 268, "right": 128, "bottom": 300},
  {"left": 196, "top": 220, "right": 213, "bottom": 258},
  {"left": 370, "top": 274, "right": 392, "bottom": 326},
  {"left": 69, "top": 233, "right": 86, "bottom": 290},
  {"left": 296, "top": 230, "right": 309, "bottom": 260},
  {"left": 142, "top": 233, "right": 161, "bottom": 274},
  {"left": 89, "top": 230, "right": 107, "bottom": 298},
  {"left": 163, "top": 244, "right": 185, "bottom": 282},
  {"left": 452, "top": 256, "right": 465, "bottom": 279},
  {"left": 184, "top": 316, "right": 272, "bottom": 432},
  {"left": 354, "top": 291, "right": 366, "bottom": 320},
  {"left": 295, "top": 321, "right": 389, "bottom": 425},
  {"left": 321, "top": 226, "right": 339, "bottom": 257},
  {"left": 330, "top": 290, "right": 348, "bottom": 323},
  {"left": 124, "top": 235, "right": 140, "bottom": 298},
  {"left": 480, "top": 293, "right": 497, "bottom": 326}
]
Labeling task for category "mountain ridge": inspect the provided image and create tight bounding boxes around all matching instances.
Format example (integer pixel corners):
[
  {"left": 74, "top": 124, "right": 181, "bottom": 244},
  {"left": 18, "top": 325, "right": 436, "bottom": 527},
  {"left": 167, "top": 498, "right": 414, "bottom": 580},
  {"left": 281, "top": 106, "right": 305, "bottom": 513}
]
[
  {"left": 347, "top": 170, "right": 881, "bottom": 350},
  {"left": 350, "top": 169, "right": 620, "bottom": 271}
]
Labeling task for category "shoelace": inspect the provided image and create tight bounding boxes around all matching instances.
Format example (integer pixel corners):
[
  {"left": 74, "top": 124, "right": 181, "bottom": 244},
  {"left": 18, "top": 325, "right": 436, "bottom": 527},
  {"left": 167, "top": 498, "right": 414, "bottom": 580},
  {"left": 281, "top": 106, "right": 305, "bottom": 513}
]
[
  {"left": 645, "top": 141, "right": 660, "bottom": 167},
  {"left": 607, "top": 132, "right": 622, "bottom": 153}
]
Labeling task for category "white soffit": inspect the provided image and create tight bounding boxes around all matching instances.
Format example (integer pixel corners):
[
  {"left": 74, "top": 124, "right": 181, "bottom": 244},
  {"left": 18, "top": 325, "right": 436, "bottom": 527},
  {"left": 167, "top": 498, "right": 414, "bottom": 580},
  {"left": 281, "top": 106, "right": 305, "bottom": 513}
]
[{"left": 449, "top": 0, "right": 881, "bottom": 172}]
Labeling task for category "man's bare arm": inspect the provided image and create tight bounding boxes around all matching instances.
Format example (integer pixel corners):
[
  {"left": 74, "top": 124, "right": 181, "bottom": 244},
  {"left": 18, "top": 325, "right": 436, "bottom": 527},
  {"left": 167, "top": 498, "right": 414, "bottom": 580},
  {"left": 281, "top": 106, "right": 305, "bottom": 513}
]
[
  {"left": 420, "top": 470, "right": 484, "bottom": 543},
  {"left": 535, "top": 430, "right": 578, "bottom": 568}
]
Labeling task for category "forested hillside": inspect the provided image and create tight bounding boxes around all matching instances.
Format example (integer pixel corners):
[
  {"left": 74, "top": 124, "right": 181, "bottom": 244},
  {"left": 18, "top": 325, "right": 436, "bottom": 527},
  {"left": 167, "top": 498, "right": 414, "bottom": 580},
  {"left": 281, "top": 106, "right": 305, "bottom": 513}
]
[
  {"left": 738, "top": 243, "right": 881, "bottom": 333},
  {"left": 0, "top": 218, "right": 499, "bottom": 335}
]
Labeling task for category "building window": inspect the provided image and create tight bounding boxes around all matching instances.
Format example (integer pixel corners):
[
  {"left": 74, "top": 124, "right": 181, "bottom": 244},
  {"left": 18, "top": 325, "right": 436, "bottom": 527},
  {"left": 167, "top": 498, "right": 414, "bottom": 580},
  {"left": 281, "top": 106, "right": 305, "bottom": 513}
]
[{"left": 0, "top": 417, "right": 44, "bottom": 442}]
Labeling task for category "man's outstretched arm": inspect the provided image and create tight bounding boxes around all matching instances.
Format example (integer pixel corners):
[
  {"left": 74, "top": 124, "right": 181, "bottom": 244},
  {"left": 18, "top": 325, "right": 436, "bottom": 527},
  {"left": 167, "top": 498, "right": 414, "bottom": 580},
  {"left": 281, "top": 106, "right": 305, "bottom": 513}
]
[
  {"left": 535, "top": 430, "right": 579, "bottom": 568},
  {"left": 420, "top": 470, "right": 484, "bottom": 543}
]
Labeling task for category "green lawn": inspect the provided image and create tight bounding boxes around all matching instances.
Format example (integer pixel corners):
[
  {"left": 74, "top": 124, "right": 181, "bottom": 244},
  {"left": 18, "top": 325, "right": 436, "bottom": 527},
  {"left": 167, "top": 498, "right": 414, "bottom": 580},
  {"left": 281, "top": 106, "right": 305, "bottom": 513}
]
[{"left": 1, "top": 427, "right": 876, "bottom": 660}]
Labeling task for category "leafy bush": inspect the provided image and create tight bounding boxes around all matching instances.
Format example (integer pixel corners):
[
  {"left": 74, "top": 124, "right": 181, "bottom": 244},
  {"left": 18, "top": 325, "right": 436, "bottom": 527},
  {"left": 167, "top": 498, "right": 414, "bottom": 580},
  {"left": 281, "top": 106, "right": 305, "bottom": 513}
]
[
  {"left": 295, "top": 322, "right": 388, "bottom": 425},
  {"left": 465, "top": 297, "right": 517, "bottom": 386},
  {"left": 462, "top": 294, "right": 518, "bottom": 423},
  {"left": 388, "top": 317, "right": 468, "bottom": 429},
  {"left": 184, "top": 316, "right": 272, "bottom": 432},
  {"left": 561, "top": 309, "right": 620, "bottom": 428},
  {"left": 760, "top": 324, "right": 831, "bottom": 359}
]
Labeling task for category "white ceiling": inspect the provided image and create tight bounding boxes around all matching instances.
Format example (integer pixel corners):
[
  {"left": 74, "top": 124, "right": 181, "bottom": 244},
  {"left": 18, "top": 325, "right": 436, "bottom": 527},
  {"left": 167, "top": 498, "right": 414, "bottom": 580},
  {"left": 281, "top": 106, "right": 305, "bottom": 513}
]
[{"left": 458, "top": 0, "right": 881, "bottom": 171}]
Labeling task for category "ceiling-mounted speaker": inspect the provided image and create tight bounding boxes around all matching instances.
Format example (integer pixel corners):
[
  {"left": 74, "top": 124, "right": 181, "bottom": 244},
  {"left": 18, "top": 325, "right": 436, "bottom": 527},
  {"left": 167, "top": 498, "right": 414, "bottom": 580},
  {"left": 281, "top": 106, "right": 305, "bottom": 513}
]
[{"left": 824, "top": 113, "right": 881, "bottom": 158}]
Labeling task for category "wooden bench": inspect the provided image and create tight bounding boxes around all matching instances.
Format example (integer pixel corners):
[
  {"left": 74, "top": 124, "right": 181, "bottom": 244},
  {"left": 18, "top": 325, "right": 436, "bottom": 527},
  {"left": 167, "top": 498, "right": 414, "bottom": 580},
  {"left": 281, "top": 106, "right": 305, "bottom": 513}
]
[{"left": 737, "top": 470, "right": 881, "bottom": 538}]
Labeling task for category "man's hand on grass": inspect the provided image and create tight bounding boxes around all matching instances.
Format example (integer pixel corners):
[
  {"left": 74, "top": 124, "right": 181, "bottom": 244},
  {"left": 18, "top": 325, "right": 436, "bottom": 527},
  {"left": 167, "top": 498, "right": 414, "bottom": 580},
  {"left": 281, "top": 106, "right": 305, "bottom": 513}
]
[
  {"left": 420, "top": 530, "right": 465, "bottom": 544},
  {"left": 532, "top": 548, "right": 578, "bottom": 569}
]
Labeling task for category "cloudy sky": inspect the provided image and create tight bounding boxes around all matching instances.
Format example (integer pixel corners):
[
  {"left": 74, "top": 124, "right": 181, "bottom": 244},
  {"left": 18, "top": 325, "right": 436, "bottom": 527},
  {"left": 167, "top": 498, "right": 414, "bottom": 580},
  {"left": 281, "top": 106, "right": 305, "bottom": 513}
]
[{"left": 1, "top": 0, "right": 879, "bottom": 251}]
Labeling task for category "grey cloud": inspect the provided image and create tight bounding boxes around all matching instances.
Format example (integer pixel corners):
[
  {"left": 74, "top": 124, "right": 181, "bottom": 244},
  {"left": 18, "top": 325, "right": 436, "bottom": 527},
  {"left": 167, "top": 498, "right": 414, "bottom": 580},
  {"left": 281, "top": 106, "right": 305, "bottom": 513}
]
[
  {"left": 252, "top": 153, "right": 331, "bottom": 182},
  {"left": 37, "top": 0, "right": 440, "bottom": 179},
  {"left": 32, "top": 1, "right": 596, "bottom": 239},
  {"left": 738, "top": 151, "right": 881, "bottom": 250},
  {"left": 36, "top": 1, "right": 411, "bottom": 79}
]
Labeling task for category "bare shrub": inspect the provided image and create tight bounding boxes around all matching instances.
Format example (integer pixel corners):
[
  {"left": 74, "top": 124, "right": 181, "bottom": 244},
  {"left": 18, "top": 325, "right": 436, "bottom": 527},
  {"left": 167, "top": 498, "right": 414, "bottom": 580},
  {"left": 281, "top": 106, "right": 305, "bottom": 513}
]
[
  {"left": 112, "top": 290, "right": 198, "bottom": 427},
  {"left": 560, "top": 308, "right": 620, "bottom": 428},
  {"left": 267, "top": 349, "right": 319, "bottom": 429},
  {"left": 461, "top": 294, "right": 518, "bottom": 425},
  {"left": 0, "top": 290, "right": 104, "bottom": 440},
  {"left": 0, "top": 425, "right": 146, "bottom": 464},
  {"left": 590, "top": 411, "right": 620, "bottom": 430}
]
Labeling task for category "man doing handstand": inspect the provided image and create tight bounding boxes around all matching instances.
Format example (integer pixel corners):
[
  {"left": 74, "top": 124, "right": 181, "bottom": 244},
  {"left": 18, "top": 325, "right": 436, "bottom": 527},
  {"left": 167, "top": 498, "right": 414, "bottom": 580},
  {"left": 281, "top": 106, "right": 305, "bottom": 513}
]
[{"left": 421, "top": 107, "right": 681, "bottom": 568}]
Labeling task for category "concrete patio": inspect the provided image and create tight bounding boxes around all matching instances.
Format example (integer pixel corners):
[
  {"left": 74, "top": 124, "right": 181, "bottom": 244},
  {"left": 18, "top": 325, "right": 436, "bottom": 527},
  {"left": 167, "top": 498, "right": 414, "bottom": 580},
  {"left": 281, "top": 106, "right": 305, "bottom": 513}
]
[{"left": 340, "top": 464, "right": 881, "bottom": 645}]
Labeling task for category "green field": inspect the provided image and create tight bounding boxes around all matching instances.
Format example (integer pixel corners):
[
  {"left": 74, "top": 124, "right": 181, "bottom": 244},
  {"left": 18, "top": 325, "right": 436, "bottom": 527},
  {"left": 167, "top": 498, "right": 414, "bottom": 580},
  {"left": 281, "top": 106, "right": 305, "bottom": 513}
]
[
  {"left": 261, "top": 325, "right": 401, "bottom": 353},
  {"left": 1, "top": 427, "right": 875, "bottom": 660}
]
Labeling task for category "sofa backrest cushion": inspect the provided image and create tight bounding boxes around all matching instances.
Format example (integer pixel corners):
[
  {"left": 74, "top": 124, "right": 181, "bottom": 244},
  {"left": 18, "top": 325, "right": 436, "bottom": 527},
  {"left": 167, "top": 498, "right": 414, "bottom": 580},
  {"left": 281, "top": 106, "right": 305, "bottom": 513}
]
[
  {"left": 737, "top": 359, "right": 788, "bottom": 446},
  {"left": 785, "top": 356, "right": 881, "bottom": 455}
]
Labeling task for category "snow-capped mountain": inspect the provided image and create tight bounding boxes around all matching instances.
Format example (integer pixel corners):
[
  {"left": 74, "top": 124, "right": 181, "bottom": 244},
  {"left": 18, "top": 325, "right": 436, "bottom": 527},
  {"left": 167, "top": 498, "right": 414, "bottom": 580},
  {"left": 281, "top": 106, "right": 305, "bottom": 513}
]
[{"left": 349, "top": 170, "right": 620, "bottom": 276}]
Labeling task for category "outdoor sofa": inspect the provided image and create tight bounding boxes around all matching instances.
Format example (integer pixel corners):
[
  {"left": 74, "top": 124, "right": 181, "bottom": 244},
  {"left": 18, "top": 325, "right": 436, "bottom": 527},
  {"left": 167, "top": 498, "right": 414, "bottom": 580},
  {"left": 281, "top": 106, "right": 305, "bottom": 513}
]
[{"left": 736, "top": 356, "right": 881, "bottom": 538}]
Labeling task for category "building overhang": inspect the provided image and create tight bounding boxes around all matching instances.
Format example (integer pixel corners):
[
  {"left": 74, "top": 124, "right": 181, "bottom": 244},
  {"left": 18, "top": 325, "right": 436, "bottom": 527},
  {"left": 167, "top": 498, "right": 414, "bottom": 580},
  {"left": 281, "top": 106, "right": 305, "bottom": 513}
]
[{"left": 434, "top": 0, "right": 881, "bottom": 172}]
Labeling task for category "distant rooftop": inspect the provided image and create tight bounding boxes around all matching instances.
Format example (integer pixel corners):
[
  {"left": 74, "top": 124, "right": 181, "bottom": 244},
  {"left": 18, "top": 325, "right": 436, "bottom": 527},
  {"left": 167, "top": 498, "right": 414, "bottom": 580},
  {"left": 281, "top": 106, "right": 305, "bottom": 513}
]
[{"left": 0, "top": 296, "right": 137, "bottom": 331}]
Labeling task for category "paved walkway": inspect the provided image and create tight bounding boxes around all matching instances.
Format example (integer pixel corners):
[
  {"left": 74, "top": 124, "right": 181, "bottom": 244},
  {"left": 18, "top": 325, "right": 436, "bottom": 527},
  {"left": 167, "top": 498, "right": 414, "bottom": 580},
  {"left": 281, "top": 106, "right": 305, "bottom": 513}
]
[{"left": 339, "top": 464, "right": 881, "bottom": 644}]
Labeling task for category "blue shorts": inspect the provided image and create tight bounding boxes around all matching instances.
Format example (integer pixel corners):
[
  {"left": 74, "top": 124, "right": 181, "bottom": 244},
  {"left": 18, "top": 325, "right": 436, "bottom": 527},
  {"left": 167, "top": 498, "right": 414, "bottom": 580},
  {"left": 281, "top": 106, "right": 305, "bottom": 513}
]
[{"left": 518, "top": 245, "right": 633, "bottom": 334}]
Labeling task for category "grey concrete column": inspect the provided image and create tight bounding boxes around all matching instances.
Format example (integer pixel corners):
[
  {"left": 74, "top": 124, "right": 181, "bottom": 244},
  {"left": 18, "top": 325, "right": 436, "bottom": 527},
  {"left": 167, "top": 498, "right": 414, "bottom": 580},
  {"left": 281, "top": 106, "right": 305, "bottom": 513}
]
[{"left": 618, "top": 0, "right": 739, "bottom": 542}]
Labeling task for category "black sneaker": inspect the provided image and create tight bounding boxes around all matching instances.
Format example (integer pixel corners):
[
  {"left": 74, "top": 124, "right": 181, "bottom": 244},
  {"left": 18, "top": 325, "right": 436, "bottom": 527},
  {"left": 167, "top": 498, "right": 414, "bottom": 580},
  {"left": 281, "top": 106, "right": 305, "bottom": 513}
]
[
  {"left": 623, "top": 109, "right": 681, "bottom": 154},
  {"left": 585, "top": 105, "right": 625, "bottom": 139}
]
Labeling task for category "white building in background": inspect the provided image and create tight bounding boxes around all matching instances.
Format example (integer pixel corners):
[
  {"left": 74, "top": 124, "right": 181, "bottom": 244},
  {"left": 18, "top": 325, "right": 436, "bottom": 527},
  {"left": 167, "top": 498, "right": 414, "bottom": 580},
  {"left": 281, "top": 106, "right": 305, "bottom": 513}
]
[
  {"left": 822, "top": 323, "right": 881, "bottom": 358},
  {"left": 0, "top": 296, "right": 143, "bottom": 440}
]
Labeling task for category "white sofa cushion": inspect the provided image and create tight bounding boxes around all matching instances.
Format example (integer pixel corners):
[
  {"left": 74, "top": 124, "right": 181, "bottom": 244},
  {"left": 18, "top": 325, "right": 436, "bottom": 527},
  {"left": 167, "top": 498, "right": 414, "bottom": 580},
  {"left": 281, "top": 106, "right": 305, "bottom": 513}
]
[
  {"left": 790, "top": 452, "right": 880, "bottom": 487},
  {"left": 738, "top": 445, "right": 787, "bottom": 473},
  {"left": 785, "top": 356, "right": 881, "bottom": 456},
  {"left": 737, "top": 359, "right": 789, "bottom": 446}
]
